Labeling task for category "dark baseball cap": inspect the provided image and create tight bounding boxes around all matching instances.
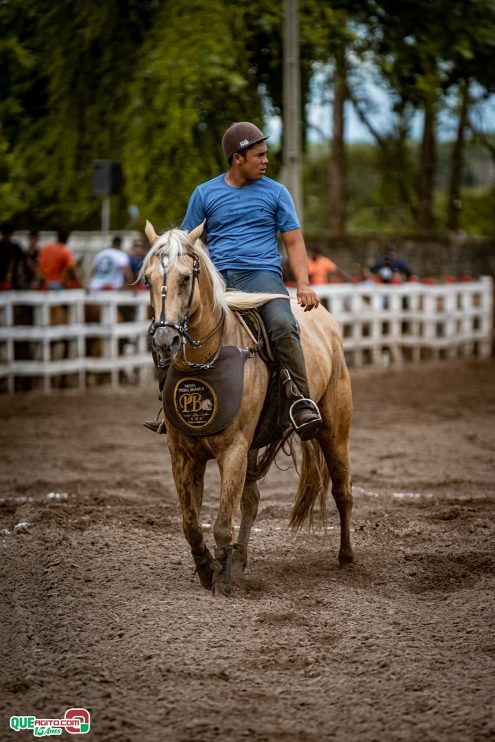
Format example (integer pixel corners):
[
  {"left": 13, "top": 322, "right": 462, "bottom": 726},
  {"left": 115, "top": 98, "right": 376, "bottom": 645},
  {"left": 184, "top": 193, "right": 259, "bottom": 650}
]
[{"left": 222, "top": 122, "right": 269, "bottom": 160}]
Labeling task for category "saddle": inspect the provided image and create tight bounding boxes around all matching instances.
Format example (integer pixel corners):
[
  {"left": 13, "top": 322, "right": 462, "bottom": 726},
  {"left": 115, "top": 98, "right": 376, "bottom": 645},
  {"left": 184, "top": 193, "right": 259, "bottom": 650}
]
[{"left": 162, "top": 308, "right": 291, "bottom": 449}]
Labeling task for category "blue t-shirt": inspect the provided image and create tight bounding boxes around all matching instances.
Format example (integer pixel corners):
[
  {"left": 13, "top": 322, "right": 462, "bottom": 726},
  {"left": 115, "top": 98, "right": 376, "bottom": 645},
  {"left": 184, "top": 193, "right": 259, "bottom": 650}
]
[{"left": 181, "top": 174, "right": 300, "bottom": 274}]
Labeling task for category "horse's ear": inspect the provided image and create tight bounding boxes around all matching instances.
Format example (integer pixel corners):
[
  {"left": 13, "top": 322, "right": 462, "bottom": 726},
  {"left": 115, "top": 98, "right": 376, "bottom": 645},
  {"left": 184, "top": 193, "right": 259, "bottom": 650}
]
[
  {"left": 188, "top": 221, "right": 205, "bottom": 242},
  {"left": 145, "top": 220, "right": 158, "bottom": 245}
]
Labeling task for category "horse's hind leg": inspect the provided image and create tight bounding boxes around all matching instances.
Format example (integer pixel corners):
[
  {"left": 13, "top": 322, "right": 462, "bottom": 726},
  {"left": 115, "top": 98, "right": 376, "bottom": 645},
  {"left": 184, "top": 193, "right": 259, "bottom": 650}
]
[
  {"left": 170, "top": 447, "right": 213, "bottom": 589},
  {"left": 317, "top": 371, "right": 354, "bottom": 565},
  {"left": 232, "top": 449, "right": 260, "bottom": 588}
]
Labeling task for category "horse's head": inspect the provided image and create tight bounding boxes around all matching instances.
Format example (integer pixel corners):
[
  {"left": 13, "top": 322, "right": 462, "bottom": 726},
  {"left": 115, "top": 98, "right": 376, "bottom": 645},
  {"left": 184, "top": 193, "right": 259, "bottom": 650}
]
[{"left": 143, "top": 221, "right": 213, "bottom": 363}]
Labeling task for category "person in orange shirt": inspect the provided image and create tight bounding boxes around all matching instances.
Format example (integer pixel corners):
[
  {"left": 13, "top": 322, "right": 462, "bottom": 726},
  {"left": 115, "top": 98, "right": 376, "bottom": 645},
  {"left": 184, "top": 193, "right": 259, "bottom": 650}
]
[
  {"left": 38, "top": 228, "right": 79, "bottom": 289},
  {"left": 307, "top": 243, "right": 351, "bottom": 285}
]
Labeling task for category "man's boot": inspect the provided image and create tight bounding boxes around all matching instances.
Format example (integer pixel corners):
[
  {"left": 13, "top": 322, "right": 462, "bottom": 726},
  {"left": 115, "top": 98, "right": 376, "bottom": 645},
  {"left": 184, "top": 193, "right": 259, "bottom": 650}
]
[
  {"left": 280, "top": 368, "right": 321, "bottom": 441},
  {"left": 271, "top": 323, "right": 322, "bottom": 440}
]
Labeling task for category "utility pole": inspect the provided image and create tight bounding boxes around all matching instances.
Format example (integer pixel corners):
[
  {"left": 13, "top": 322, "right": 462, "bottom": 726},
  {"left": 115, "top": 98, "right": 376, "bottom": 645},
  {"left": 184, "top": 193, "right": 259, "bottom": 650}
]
[
  {"left": 101, "top": 196, "right": 111, "bottom": 233},
  {"left": 92, "top": 160, "right": 123, "bottom": 235},
  {"left": 283, "top": 0, "right": 303, "bottom": 224}
]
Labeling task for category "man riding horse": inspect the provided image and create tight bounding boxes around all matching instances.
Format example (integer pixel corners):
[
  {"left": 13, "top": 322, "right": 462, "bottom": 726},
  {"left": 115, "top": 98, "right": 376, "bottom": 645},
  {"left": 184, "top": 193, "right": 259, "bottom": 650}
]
[{"left": 145, "top": 121, "right": 321, "bottom": 440}]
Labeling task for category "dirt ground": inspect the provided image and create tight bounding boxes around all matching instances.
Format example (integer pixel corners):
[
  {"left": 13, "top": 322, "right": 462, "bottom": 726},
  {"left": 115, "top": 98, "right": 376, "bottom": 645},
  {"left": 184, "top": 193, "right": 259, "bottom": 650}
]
[{"left": 1, "top": 359, "right": 494, "bottom": 741}]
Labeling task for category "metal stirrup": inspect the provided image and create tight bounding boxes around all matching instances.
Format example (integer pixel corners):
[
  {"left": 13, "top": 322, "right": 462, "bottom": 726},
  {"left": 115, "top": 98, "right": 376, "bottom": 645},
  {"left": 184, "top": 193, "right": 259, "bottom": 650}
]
[{"left": 289, "top": 397, "right": 322, "bottom": 432}]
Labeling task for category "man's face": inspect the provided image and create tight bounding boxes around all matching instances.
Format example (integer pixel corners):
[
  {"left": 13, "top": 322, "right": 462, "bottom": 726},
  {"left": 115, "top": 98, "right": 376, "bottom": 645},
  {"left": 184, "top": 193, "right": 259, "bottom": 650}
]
[{"left": 235, "top": 143, "right": 268, "bottom": 181}]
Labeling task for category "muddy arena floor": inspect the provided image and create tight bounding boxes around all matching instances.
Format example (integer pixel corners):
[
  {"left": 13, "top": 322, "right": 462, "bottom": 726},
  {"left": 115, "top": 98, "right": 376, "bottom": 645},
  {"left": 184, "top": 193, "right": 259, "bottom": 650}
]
[{"left": 1, "top": 359, "right": 494, "bottom": 741}]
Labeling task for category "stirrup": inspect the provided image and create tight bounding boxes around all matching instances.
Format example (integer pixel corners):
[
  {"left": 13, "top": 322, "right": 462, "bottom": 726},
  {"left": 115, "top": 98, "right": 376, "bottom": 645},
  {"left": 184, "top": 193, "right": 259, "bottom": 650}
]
[
  {"left": 143, "top": 419, "right": 167, "bottom": 434},
  {"left": 289, "top": 398, "right": 322, "bottom": 440}
]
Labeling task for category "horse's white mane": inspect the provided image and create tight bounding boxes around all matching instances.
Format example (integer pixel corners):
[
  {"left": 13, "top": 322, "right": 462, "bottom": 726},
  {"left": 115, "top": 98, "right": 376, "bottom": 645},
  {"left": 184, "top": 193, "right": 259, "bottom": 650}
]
[{"left": 141, "top": 228, "right": 289, "bottom": 312}]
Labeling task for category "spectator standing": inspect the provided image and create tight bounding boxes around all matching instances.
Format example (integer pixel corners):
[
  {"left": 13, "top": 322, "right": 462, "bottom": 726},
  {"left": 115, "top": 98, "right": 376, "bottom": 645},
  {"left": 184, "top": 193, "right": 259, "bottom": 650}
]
[
  {"left": 38, "top": 228, "right": 79, "bottom": 289},
  {"left": 22, "top": 230, "right": 40, "bottom": 288},
  {"left": 89, "top": 235, "right": 133, "bottom": 291},
  {"left": 128, "top": 238, "right": 148, "bottom": 286},
  {"left": 0, "top": 223, "right": 25, "bottom": 290},
  {"left": 308, "top": 243, "right": 352, "bottom": 284},
  {"left": 370, "top": 244, "right": 413, "bottom": 283}
]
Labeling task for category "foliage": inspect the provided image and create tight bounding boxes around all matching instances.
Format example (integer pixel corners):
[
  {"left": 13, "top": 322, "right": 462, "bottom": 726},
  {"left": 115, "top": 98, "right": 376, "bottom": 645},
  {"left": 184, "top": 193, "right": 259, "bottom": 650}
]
[
  {"left": 1, "top": 0, "right": 494, "bottom": 235},
  {"left": 445, "top": 190, "right": 495, "bottom": 236},
  {"left": 123, "top": 0, "right": 262, "bottom": 228},
  {"left": 0, "top": 0, "right": 152, "bottom": 228},
  {"left": 304, "top": 140, "right": 495, "bottom": 235}
]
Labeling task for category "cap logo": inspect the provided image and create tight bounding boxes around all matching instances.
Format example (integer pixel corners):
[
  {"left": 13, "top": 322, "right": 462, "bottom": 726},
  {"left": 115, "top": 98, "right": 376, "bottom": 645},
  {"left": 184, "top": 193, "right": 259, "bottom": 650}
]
[{"left": 239, "top": 138, "right": 249, "bottom": 147}]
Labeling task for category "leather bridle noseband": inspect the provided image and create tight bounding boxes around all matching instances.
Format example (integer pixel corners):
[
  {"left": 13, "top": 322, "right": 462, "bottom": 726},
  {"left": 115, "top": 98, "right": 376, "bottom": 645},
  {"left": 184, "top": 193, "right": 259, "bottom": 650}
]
[{"left": 149, "top": 251, "right": 225, "bottom": 370}]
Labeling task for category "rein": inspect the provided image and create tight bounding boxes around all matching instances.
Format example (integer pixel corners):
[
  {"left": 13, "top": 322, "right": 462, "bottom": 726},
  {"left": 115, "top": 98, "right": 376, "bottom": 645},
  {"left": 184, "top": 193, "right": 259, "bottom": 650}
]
[{"left": 149, "top": 250, "right": 225, "bottom": 370}]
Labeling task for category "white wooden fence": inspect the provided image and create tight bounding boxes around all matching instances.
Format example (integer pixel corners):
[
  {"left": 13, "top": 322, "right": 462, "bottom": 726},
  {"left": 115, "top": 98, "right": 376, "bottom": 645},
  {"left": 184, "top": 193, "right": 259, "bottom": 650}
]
[
  {"left": 0, "top": 278, "right": 492, "bottom": 392},
  {"left": 0, "top": 290, "right": 153, "bottom": 393},
  {"left": 310, "top": 276, "right": 493, "bottom": 367}
]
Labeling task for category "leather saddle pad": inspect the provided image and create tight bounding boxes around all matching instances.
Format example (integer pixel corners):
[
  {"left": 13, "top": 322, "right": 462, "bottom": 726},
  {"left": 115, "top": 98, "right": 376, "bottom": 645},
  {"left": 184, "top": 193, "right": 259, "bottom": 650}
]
[{"left": 163, "top": 346, "right": 251, "bottom": 436}]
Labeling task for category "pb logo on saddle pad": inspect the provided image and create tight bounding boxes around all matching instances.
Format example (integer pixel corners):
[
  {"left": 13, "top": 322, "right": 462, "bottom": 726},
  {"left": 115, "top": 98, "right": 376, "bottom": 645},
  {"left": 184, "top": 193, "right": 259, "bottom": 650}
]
[
  {"left": 174, "top": 378, "right": 217, "bottom": 429},
  {"left": 164, "top": 346, "right": 251, "bottom": 436}
]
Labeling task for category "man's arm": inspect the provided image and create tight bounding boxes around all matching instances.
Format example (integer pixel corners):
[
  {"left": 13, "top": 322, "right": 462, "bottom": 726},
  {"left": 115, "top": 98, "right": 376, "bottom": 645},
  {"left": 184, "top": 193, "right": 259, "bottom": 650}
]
[
  {"left": 395, "top": 258, "right": 413, "bottom": 280},
  {"left": 369, "top": 257, "right": 384, "bottom": 275},
  {"left": 281, "top": 229, "right": 319, "bottom": 311},
  {"left": 122, "top": 262, "right": 134, "bottom": 287},
  {"left": 61, "top": 249, "right": 78, "bottom": 286},
  {"left": 334, "top": 266, "right": 354, "bottom": 282}
]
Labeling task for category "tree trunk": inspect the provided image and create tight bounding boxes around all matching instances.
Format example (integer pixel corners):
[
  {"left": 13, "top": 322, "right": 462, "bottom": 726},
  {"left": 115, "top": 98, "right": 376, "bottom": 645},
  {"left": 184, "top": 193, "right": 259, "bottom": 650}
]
[
  {"left": 349, "top": 94, "right": 417, "bottom": 225},
  {"left": 417, "top": 98, "right": 437, "bottom": 231},
  {"left": 447, "top": 81, "right": 469, "bottom": 232},
  {"left": 328, "top": 51, "right": 347, "bottom": 234}
]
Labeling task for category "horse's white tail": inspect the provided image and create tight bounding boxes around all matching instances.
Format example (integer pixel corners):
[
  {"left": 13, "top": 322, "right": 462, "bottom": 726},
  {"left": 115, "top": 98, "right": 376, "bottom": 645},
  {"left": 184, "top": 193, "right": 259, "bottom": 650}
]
[{"left": 289, "top": 439, "right": 330, "bottom": 530}]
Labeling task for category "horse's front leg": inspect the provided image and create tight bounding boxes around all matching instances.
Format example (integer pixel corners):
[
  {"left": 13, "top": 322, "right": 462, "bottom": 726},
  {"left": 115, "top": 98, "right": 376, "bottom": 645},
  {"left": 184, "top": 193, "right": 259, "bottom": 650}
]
[
  {"left": 212, "top": 443, "right": 249, "bottom": 597},
  {"left": 169, "top": 443, "right": 213, "bottom": 590},
  {"left": 230, "top": 449, "right": 260, "bottom": 589}
]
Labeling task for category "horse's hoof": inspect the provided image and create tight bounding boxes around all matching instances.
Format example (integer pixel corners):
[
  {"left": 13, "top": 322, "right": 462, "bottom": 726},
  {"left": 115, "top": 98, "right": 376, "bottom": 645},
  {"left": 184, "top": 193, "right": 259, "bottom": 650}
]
[
  {"left": 212, "top": 580, "right": 232, "bottom": 598},
  {"left": 338, "top": 548, "right": 354, "bottom": 566},
  {"left": 211, "top": 545, "right": 234, "bottom": 597},
  {"left": 192, "top": 548, "right": 214, "bottom": 590},
  {"left": 231, "top": 543, "right": 248, "bottom": 589}
]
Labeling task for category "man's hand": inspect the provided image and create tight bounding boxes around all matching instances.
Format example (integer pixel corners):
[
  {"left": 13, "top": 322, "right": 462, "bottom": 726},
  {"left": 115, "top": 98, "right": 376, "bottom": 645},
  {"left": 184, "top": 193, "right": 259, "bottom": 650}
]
[{"left": 297, "top": 283, "right": 319, "bottom": 311}]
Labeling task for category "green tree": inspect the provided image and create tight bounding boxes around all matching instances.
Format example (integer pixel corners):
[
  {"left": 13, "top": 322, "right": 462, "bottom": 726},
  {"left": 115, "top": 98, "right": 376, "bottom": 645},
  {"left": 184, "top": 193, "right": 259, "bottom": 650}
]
[
  {"left": 355, "top": 0, "right": 495, "bottom": 232},
  {"left": 442, "top": 1, "right": 495, "bottom": 230},
  {"left": 1, "top": 0, "right": 152, "bottom": 227},
  {"left": 123, "top": 0, "right": 263, "bottom": 228},
  {"left": 0, "top": 0, "right": 41, "bottom": 221}
]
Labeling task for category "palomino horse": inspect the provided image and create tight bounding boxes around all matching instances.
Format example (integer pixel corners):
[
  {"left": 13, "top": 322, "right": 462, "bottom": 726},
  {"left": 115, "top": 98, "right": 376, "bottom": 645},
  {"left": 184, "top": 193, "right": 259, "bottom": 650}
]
[{"left": 143, "top": 221, "right": 353, "bottom": 596}]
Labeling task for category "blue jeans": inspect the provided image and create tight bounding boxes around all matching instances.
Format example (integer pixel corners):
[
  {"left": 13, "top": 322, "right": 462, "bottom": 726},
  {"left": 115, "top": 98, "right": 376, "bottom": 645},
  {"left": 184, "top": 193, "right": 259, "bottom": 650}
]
[{"left": 221, "top": 269, "right": 310, "bottom": 398}]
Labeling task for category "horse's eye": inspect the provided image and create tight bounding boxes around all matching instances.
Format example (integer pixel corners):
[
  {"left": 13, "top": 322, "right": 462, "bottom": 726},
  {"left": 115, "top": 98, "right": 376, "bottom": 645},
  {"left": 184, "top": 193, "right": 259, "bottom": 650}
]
[
  {"left": 182, "top": 275, "right": 191, "bottom": 285},
  {"left": 144, "top": 276, "right": 150, "bottom": 287}
]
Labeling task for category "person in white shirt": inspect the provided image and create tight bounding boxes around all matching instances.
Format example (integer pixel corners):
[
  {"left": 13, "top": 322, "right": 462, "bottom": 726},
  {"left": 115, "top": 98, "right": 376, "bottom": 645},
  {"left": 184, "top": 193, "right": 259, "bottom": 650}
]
[{"left": 89, "top": 236, "right": 133, "bottom": 291}]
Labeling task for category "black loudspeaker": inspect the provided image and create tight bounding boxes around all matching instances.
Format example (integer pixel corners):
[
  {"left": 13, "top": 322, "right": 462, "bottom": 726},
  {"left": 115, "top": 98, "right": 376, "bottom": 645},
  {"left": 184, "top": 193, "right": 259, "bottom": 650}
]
[{"left": 92, "top": 160, "right": 124, "bottom": 195}]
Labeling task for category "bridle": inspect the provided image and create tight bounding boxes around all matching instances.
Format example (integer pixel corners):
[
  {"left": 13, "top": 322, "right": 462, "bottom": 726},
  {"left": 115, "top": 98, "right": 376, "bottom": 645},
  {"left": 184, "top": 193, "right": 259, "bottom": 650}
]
[{"left": 148, "top": 251, "right": 225, "bottom": 370}]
